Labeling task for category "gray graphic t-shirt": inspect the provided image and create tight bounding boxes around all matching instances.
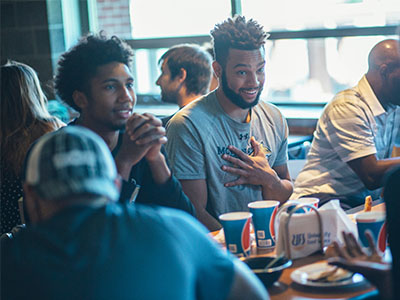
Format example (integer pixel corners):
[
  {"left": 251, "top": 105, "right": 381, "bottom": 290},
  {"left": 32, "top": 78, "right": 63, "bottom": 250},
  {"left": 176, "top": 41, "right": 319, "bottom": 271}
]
[{"left": 166, "top": 91, "right": 288, "bottom": 218}]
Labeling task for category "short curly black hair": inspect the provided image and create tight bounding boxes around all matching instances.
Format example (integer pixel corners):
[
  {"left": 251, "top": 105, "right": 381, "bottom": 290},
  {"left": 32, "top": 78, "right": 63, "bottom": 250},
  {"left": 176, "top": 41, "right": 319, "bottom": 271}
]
[
  {"left": 211, "top": 15, "right": 268, "bottom": 67},
  {"left": 54, "top": 33, "right": 134, "bottom": 112}
]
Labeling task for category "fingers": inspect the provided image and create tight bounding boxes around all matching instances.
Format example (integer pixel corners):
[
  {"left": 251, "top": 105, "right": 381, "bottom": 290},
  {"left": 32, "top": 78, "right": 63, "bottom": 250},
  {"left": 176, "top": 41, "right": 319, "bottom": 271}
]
[
  {"left": 221, "top": 164, "right": 248, "bottom": 177},
  {"left": 224, "top": 145, "right": 252, "bottom": 163},
  {"left": 331, "top": 241, "right": 347, "bottom": 258},
  {"left": 136, "top": 134, "right": 167, "bottom": 146},
  {"left": 342, "top": 231, "right": 360, "bottom": 258},
  {"left": 223, "top": 177, "right": 246, "bottom": 187},
  {"left": 221, "top": 153, "right": 250, "bottom": 169},
  {"left": 134, "top": 126, "right": 166, "bottom": 145},
  {"left": 142, "top": 112, "right": 162, "bottom": 125},
  {"left": 332, "top": 240, "right": 353, "bottom": 261},
  {"left": 129, "top": 112, "right": 162, "bottom": 127},
  {"left": 250, "top": 136, "right": 262, "bottom": 155},
  {"left": 126, "top": 113, "right": 165, "bottom": 142},
  {"left": 365, "top": 231, "right": 378, "bottom": 256},
  {"left": 221, "top": 137, "right": 265, "bottom": 164},
  {"left": 347, "top": 232, "right": 365, "bottom": 257}
]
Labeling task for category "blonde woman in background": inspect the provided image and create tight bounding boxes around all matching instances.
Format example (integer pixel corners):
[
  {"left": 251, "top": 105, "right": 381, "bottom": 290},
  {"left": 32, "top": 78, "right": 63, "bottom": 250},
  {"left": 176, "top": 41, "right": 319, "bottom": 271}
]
[{"left": 1, "top": 61, "right": 64, "bottom": 234}]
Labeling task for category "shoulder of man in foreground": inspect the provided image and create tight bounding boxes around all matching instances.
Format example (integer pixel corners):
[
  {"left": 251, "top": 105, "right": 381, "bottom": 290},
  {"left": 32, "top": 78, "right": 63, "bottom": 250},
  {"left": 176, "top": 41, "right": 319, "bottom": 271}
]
[{"left": 121, "top": 203, "right": 270, "bottom": 300}]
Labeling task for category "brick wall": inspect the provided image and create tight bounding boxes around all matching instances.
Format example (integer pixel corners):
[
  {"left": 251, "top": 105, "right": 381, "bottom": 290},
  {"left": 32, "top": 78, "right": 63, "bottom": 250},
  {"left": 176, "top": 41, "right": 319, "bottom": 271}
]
[
  {"left": 96, "top": 0, "right": 132, "bottom": 38},
  {"left": 1, "top": 0, "right": 65, "bottom": 98}
]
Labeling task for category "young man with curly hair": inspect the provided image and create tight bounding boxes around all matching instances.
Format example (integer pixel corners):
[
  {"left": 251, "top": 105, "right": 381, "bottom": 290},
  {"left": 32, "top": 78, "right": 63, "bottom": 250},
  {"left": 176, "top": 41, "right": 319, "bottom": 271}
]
[
  {"left": 166, "top": 16, "right": 293, "bottom": 231},
  {"left": 156, "top": 44, "right": 213, "bottom": 126},
  {"left": 55, "top": 33, "right": 195, "bottom": 216}
]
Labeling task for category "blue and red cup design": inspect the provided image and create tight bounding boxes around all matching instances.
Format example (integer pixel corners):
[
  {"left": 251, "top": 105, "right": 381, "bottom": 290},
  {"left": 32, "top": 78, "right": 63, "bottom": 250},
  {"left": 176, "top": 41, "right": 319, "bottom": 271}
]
[
  {"left": 248, "top": 201, "right": 279, "bottom": 248},
  {"left": 356, "top": 211, "right": 387, "bottom": 253},
  {"left": 219, "top": 212, "right": 252, "bottom": 257}
]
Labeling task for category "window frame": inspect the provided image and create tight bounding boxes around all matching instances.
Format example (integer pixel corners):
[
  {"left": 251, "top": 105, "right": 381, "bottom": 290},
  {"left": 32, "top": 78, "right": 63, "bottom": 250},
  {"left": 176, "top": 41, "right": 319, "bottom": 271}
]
[{"left": 124, "top": 0, "right": 398, "bottom": 106}]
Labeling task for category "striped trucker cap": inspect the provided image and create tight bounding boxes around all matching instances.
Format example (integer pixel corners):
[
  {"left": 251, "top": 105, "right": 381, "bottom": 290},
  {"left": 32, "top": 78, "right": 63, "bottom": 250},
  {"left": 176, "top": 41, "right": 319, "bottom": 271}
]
[{"left": 24, "top": 126, "right": 119, "bottom": 202}]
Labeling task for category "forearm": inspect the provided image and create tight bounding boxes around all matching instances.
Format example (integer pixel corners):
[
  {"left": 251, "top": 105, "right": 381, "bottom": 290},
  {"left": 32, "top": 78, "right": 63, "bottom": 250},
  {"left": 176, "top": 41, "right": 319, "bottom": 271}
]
[
  {"left": 197, "top": 208, "right": 222, "bottom": 231},
  {"left": 115, "top": 155, "right": 133, "bottom": 180},
  {"left": 370, "top": 157, "right": 400, "bottom": 183},
  {"left": 147, "top": 153, "right": 171, "bottom": 184},
  {"left": 261, "top": 173, "right": 293, "bottom": 203},
  {"left": 180, "top": 179, "right": 219, "bottom": 230},
  {"left": 354, "top": 157, "right": 400, "bottom": 190},
  {"left": 136, "top": 174, "right": 196, "bottom": 216}
]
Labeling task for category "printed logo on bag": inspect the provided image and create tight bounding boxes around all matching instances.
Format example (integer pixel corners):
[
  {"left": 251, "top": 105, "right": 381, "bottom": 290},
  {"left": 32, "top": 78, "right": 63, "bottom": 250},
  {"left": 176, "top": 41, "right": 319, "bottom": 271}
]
[{"left": 291, "top": 233, "right": 306, "bottom": 250}]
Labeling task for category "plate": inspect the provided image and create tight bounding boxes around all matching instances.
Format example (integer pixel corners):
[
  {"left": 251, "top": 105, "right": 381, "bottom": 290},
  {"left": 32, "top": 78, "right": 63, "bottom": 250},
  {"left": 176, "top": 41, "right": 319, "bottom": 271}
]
[{"left": 290, "top": 262, "right": 365, "bottom": 288}]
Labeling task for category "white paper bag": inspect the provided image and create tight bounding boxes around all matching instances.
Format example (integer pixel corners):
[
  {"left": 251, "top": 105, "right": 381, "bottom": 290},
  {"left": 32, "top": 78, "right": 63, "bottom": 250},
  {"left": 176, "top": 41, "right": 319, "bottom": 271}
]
[
  {"left": 276, "top": 200, "right": 357, "bottom": 259},
  {"left": 319, "top": 200, "right": 358, "bottom": 242}
]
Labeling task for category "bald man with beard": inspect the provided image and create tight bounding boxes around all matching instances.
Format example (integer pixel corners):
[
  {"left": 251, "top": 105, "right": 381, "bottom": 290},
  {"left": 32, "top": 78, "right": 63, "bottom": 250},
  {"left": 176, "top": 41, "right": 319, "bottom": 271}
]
[{"left": 292, "top": 39, "right": 400, "bottom": 209}]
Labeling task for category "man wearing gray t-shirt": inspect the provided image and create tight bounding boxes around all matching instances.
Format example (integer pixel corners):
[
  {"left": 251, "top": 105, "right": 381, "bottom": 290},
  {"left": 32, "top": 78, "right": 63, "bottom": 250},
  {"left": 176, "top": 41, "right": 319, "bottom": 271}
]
[{"left": 166, "top": 16, "right": 293, "bottom": 231}]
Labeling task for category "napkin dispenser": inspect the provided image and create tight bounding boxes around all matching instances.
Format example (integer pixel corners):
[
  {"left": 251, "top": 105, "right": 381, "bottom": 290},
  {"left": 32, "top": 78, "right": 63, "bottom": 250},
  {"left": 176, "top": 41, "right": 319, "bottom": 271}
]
[{"left": 276, "top": 200, "right": 357, "bottom": 260}]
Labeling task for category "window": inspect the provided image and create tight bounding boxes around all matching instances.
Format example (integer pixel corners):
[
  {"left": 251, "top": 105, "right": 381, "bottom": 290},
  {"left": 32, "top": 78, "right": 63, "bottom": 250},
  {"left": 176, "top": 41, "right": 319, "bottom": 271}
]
[
  {"left": 130, "top": 0, "right": 231, "bottom": 38},
  {"left": 242, "top": 0, "right": 400, "bottom": 31},
  {"left": 241, "top": 0, "right": 400, "bottom": 103},
  {"left": 121, "top": 0, "right": 399, "bottom": 105},
  {"left": 263, "top": 35, "right": 392, "bottom": 104}
]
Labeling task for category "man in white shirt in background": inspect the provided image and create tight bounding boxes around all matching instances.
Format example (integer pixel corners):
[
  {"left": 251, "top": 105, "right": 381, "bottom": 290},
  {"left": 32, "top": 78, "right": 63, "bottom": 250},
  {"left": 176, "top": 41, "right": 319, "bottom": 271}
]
[{"left": 292, "top": 39, "right": 400, "bottom": 209}]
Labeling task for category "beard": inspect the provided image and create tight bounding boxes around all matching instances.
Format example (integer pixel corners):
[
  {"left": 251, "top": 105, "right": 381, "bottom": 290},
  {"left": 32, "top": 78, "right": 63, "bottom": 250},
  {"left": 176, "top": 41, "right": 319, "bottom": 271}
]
[
  {"left": 221, "top": 71, "right": 262, "bottom": 109},
  {"left": 161, "top": 92, "right": 177, "bottom": 104},
  {"left": 160, "top": 87, "right": 179, "bottom": 105}
]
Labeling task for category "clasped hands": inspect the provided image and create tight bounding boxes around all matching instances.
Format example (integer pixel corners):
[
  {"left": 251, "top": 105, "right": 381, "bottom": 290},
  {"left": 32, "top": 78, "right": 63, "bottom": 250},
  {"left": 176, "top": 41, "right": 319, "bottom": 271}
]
[
  {"left": 221, "top": 136, "right": 279, "bottom": 188},
  {"left": 119, "top": 113, "right": 167, "bottom": 166}
]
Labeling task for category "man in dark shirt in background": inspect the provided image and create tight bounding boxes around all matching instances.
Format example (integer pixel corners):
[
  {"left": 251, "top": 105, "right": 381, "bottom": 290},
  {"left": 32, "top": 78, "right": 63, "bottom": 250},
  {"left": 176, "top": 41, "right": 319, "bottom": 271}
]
[
  {"left": 156, "top": 44, "right": 213, "bottom": 126},
  {"left": 54, "top": 33, "right": 195, "bottom": 215}
]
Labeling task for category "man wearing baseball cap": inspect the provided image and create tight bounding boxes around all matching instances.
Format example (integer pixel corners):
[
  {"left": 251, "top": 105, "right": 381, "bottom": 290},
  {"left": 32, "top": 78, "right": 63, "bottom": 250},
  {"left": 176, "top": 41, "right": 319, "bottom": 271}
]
[{"left": 1, "top": 126, "right": 268, "bottom": 300}]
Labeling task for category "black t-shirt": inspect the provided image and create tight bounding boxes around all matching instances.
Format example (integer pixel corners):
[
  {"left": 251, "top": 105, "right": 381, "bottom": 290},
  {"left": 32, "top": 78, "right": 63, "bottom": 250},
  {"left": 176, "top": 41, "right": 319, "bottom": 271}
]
[{"left": 68, "top": 121, "right": 194, "bottom": 216}]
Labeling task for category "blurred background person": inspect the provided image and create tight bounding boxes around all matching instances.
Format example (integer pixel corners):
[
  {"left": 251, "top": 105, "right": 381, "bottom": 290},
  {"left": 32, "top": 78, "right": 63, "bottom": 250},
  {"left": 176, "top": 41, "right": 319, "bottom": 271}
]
[
  {"left": 204, "top": 44, "right": 220, "bottom": 91},
  {"left": 156, "top": 44, "right": 213, "bottom": 126},
  {"left": 1, "top": 60, "right": 64, "bottom": 234},
  {"left": 292, "top": 39, "right": 400, "bottom": 209}
]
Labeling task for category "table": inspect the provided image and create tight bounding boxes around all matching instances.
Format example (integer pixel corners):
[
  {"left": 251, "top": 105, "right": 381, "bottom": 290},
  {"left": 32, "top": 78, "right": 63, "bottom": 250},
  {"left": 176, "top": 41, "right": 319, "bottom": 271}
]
[
  {"left": 257, "top": 249, "right": 375, "bottom": 300},
  {"left": 212, "top": 201, "right": 386, "bottom": 300}
]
